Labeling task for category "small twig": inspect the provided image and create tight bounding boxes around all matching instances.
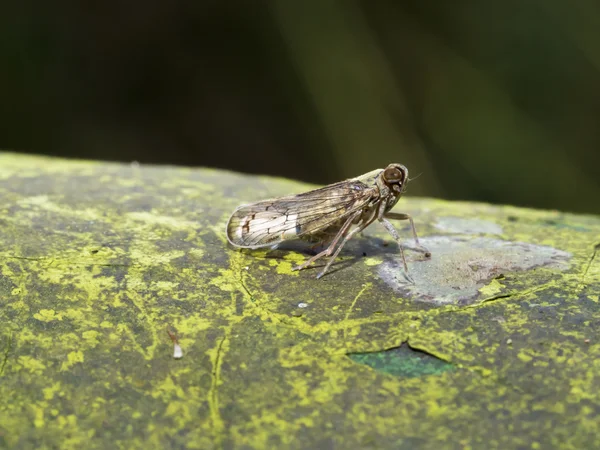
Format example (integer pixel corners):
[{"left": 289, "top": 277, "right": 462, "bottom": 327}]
[{"left": 167, "top": 328, "right": 183, "bottom": 359}]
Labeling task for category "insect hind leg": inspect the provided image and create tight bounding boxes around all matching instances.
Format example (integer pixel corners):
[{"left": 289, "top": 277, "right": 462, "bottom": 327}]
[
  {"left": 314, "top": 213, "right": 377, "bottom": 279},
  {"left": 292, "top": 211, "right": 360, "bottom": 274},
  {"left": 308, "top": 239, "right": 331, "bottom": 255},
  {"left": 315, "top": 222, "right": 370, "bottom": 279}
]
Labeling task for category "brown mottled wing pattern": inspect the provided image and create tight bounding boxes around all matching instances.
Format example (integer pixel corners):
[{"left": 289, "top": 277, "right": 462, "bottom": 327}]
[{"left": 226, "top": 180, "right": 378, "bottom": 248}]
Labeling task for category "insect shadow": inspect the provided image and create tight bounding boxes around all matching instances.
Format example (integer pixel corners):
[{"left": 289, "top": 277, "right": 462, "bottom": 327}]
[{"left": 257, "top": 229, "right": 423, "bottom": 277}]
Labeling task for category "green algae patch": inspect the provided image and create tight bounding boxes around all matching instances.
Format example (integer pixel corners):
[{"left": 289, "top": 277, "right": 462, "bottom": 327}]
[
  {"left": 348, "top": 343, "right": 454, "bottom": 378},
  {"left": 0, "top": 152, "right": 599, "bottom": 449}
]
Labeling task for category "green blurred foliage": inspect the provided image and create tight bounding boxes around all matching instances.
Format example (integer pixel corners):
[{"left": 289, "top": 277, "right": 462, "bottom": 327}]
[{"left": 0, "top": 0, "right": 598, "bottom": 213}]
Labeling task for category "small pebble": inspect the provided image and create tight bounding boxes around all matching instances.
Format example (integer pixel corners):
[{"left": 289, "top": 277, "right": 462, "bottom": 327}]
[
  {"left": 506, "top": 339, "right": 513, "bottom": 345},
  {"left": 297, "top": 302, "right": 308, "bottom": 309},
  {"left": 173, "top": 343, "right": 183, "bottom": 359},
  {"left": 584, "top": 339, "right": 590, "bottom": 344}
]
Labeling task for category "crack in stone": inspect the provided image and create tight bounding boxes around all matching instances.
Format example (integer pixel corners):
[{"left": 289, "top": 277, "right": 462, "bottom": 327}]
[
  {"left": 404, "top": 339, "right": 453, "bottom": 364},
  {"left": 2, "top": 255, "right": 43, "bottom": 262},
  {"left": 344, "top": 283, "right": 371, "bottom": 322},
  {"left": 0, "top": 333, "right": 13, "bottom": 378},
  {"left": 479, "top": 293, "right": 514, "bottom": 304},
  {"left": 238, "top": 269, "right": 296, "bottom": 327},
  {"left": 402, "top": 339, "right": 528, "bottom": 395},
  {"left": 1, "top": 254, "right": 137, "bottom": 268},
  {"left": 434, "top": 284, "right": 549, "bottom": 316},
  {"left": 209, "top": 332, "right": 228, "bottom": 448},
  {"left": 238, "top": 270, "right": 255, "bottom": 304},
  {"left": 578, "top": 242, "right": 600, "bottom": 291},
  {"left": 122, "top": 292, "right": 159, "bottom": 360}
]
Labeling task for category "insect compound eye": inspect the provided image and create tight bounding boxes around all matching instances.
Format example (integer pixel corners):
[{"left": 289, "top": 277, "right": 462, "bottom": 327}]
[{"left": 383, "top": 167, "right": 404, "bottom": 184}]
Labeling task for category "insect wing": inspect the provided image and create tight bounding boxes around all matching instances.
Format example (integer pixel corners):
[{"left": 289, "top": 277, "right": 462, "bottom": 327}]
[{"left": 226, "top": 180, "right": 377, "bottom": 248}]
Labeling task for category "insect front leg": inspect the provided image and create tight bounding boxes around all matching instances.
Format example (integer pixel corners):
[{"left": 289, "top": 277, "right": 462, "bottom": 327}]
[
  {"left": 383, "top": 212, "right": 431, "bottom": 257},
  {"left": 379, "top": 218, "right": 410, "bottom": 274},
  {"left": 292, "top": 211, "right": 360, "bottom": 274},
  {"left": 378, "top": 212, "right": 429, "bottom": 284}
]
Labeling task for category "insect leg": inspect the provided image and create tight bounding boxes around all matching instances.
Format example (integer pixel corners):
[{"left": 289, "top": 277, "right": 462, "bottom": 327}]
[
  {"left": 383, "top": 212, "right": 431, "bottom": 257},
  {"left": 309, "top": 239, "right": 331, "bottom": 254},
  {"left": 379, "top": 218, "right": 410, "bottom": 273},
  {"left": 292, "top": 211, "right": 361, "bottom": 272},
  {"left": 315, "top": 216, "right": 376, "bottom": 279}
]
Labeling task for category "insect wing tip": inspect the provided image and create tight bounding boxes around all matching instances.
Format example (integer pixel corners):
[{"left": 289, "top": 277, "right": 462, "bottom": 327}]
[{"left": 225, "top": 206, "right": 248, "bottom": 247}]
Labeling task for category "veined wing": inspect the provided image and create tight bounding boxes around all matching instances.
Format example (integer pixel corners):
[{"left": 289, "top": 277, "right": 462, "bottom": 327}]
[{"left": 226, "top": 180, "right": 378, "bottom": 248}]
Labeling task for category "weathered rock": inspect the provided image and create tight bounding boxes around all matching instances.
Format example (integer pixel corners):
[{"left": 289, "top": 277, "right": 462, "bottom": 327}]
[{"left": 0, "top": 153, "right": 598, "bottom": 449}]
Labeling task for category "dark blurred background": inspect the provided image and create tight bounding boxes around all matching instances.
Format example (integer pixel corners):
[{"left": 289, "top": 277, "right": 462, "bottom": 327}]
[{"left": 1, "top": 1, "right": 599, "bottom": 214}]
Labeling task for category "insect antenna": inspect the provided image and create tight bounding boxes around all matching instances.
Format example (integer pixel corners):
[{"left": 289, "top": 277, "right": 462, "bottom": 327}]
[{"left": 407, "top": 172, "right": 423, "bottom": 182}]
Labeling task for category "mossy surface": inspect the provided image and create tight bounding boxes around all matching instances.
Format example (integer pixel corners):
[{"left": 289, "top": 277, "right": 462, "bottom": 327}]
[{"left": 0, "top": 152, "right": 599, "bottom": 449}]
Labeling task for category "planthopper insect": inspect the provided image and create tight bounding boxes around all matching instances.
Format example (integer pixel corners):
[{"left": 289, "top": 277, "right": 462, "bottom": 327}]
[{"left": 226, "top": 163, "right": 431, "bottom": 280}]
